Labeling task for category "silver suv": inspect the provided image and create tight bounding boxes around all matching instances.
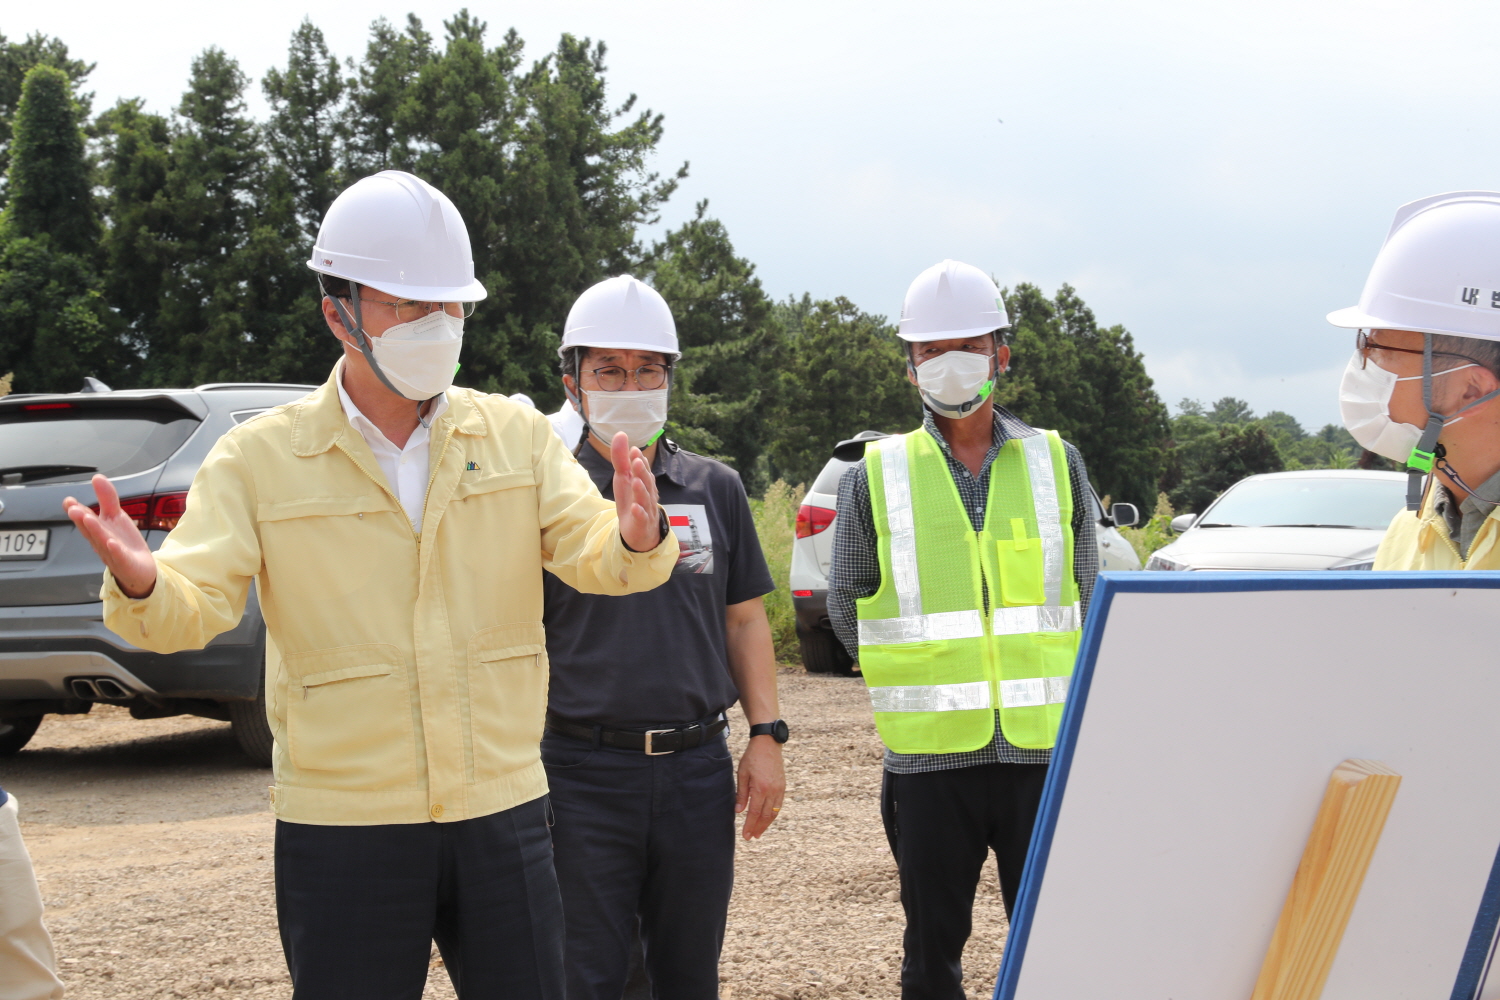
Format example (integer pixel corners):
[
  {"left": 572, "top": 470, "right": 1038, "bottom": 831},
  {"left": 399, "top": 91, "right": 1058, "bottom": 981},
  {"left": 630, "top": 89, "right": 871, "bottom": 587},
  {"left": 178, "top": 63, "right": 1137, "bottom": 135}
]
[{"left": 0, "top": 381, "right": 315, "bottom": 762}]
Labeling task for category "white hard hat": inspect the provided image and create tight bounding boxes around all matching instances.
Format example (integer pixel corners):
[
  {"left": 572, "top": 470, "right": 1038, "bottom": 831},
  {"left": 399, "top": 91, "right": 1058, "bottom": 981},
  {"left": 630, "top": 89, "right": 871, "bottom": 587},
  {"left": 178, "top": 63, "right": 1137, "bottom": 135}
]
[
  {"left": 897, "top": 259, "right": 1009, "bottom": 343},
  {"left": 559, "top": 275, "right": 680, "bottom": 359},
  {"left": 1328, "top": 191, "right": 1500, "bottom": 343},
  {"left": 308, "top": 170, "right": 487, "bottom": 302}
]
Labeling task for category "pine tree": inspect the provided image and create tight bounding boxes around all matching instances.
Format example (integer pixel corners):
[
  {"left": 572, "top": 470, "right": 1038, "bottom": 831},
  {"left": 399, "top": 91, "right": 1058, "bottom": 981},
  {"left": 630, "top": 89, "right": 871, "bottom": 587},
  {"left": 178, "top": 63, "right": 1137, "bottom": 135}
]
[
  {"left": 143, "top": 48, "right": 265, "bottom": 386},
  {"left": 0, "top": 32, "right": 93, "bottom": 207},
  {"left": 639, "top": 202, "right": 783, "bottom": 487},
  {"left": 0, "top": 64, "right": 112, "bottom": 392}
]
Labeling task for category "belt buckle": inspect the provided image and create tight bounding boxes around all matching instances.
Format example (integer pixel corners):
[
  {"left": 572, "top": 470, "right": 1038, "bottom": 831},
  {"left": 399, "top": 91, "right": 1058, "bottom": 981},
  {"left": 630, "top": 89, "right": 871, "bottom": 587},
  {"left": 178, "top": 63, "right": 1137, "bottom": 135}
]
[{"left": 643, "top": 729, "right": 674, "bottom": 756}]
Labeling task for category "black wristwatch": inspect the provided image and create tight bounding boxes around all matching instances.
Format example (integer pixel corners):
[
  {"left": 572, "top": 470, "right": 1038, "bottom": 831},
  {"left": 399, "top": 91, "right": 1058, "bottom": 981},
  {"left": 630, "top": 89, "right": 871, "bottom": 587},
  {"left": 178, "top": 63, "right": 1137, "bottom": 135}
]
[{"left": 748, "top": 719, "right": 790, "bottom": 744}]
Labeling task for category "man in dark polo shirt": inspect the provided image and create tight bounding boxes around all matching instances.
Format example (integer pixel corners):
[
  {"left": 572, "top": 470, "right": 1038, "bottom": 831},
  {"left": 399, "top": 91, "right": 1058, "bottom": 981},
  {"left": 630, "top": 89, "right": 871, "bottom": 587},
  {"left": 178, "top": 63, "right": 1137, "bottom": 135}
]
[{"left": 541, "top": 275, "right": 787, "bottom": 1000}]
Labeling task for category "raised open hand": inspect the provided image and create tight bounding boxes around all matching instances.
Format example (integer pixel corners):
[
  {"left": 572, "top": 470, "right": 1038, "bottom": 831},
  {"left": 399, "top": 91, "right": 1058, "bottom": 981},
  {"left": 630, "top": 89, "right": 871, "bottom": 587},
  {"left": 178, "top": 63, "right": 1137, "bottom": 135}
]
[
  {"left": 610, "top": 432, "right": 662, "bottom": 552},
  {"left": 62, "top": 474, "right": 158, "bottom": 598}
]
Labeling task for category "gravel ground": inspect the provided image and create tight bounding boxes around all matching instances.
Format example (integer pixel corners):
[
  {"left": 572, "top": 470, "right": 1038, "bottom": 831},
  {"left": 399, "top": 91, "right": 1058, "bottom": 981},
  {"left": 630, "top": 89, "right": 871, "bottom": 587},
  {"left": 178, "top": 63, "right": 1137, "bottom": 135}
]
[{"left": 5, "top": 667, "right": 1009, "bottom": 998}]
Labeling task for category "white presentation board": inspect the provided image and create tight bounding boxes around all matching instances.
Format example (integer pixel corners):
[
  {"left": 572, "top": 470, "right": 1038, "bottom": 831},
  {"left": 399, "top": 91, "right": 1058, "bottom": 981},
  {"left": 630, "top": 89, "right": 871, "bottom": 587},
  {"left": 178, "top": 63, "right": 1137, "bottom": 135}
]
[{"left": 995, "top": 571, "right": 1500, "bottom": 1000}]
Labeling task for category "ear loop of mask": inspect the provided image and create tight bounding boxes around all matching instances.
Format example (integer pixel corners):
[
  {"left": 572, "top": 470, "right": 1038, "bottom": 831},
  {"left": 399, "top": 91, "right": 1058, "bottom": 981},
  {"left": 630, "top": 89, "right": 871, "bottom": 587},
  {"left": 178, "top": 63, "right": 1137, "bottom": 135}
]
[
  {"left": 328, "top": 283, "right": 441, "bottom": 425},
  {"left": 1402, "top": 333, "right": 1500, "bottom": 511}
]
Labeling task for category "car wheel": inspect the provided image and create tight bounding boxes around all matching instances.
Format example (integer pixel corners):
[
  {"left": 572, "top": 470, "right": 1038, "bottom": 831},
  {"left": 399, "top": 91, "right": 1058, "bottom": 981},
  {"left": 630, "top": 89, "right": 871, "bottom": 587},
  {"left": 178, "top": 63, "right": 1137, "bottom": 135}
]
[
  {"left": 0, "top": 715, "right": 43, "bottom": 756},
  {"left": 228, "top": 683, "right": 273, "bottom": 768},
  {"left": 798, "top": 627, "right": 856, "bottom": 677}
]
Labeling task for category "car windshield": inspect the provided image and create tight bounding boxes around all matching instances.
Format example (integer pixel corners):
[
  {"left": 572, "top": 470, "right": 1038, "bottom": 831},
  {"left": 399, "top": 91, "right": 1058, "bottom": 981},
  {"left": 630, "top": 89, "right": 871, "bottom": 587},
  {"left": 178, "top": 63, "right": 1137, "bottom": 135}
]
[
  {"left": 0, "top": 408, "right": 200, "bottom": 483},
  {"left": 1200, "top": 477, "right": 1406, "bottom": 530}
]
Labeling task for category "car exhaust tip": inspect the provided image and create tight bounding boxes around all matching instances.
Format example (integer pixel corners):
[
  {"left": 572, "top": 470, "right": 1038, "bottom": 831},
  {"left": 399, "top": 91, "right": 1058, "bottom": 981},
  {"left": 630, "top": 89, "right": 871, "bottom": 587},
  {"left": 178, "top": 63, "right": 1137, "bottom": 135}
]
[
  {"left": 69, "top": 678, "right": 101, "bottom": 700},
  {"left": 94, "top": 679, "right": 132, "bottom": 700},
  {"left": 68, "top": 678, "right": 133, "bottom": 700}
]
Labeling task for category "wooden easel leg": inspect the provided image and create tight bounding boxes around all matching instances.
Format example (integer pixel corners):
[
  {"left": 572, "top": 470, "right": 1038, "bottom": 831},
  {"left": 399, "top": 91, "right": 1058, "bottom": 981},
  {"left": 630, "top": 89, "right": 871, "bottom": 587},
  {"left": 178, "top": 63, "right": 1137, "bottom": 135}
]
[{"left": 1250, "top": 759, "right": 1402, "bottom": 1000}]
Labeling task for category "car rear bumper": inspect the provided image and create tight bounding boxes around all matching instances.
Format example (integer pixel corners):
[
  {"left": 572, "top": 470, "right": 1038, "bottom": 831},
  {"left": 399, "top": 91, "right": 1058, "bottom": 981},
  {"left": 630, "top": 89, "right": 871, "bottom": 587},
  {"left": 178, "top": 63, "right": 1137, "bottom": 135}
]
[
  {"left": 793, "top": 590, "right": 832, "bottom": 634},
  {"left": 0, "top": 602, "right": 262, "bottom": 701}
]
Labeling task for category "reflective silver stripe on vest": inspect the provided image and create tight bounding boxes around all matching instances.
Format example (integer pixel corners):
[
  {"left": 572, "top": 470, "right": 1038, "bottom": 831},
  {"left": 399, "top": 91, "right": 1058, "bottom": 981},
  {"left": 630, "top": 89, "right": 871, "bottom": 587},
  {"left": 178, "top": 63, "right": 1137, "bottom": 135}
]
[
  {"left": 999, "top": 675, "right": 1071, "bottom": 709},
  {"left": 992, "top": 603, "right": 1081, "bottom": 636},
  {"left": 877, "top": 436, "right": 922, "bottom": 619},
  {"left": 869, "top": 680, "right": 992, "bottom": 713},
  {"left": 859, "top": 609, "right": 985, "bottom": 645},
  {"left": 1020, "top": 432, "right": 1064, "bottom": 608}
]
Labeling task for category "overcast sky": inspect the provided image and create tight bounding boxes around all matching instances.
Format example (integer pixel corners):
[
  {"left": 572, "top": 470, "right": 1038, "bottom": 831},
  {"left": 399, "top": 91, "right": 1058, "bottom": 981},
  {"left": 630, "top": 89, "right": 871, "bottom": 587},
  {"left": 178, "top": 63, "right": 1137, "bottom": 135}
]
[{"left": 10, "top": 0, "right": 1499, "bottom": 429}]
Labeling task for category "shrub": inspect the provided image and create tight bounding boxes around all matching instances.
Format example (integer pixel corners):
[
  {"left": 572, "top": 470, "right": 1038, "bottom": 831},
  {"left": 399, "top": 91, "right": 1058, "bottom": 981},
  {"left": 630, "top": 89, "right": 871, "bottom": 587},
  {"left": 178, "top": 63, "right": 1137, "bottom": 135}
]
[
  {"left": 1119, "top": 492, "right": 1177, "bottom": 565},
  {"left": 750, "top": 479, "right": 804, "bottom": 663}
]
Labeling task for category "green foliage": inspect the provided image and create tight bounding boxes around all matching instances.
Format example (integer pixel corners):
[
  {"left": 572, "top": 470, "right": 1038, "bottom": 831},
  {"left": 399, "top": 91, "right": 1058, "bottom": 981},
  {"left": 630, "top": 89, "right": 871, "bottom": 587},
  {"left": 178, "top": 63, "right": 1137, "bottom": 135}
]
[
  {"left": 0, "top": 32, "right": 93, "bottom": 206},
  {"left": 1161, "top": 396, "right": 1381, "bottom": 513},
  {"left": 640, "top": 201, "right": 782, "bottom": 488},
  {"left": 1119, "top": 492, "right": 1177, "bottom": 564},
  {"left": 749, "top": 479, "right": 803, "bottom": 663},
  {"left": 997, "top": 283, "right": 1170, "bottom": 509},
  {"left": 0, "top": 64, "right": 114, "bottom": 392},
  {"left": 766, "top": 296, "right": 920, "bottom": 487}
]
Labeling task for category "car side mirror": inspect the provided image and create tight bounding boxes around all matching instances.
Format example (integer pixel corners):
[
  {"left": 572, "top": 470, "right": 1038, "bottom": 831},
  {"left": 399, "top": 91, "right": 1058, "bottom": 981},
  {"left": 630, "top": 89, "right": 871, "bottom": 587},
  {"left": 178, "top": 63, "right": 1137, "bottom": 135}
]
[
  {"left": 1109, "top": 503, "right": 1139, "bottom": 529},
  {"left": 1169, "top": 513, "right": 1197, "bottom": 534}
]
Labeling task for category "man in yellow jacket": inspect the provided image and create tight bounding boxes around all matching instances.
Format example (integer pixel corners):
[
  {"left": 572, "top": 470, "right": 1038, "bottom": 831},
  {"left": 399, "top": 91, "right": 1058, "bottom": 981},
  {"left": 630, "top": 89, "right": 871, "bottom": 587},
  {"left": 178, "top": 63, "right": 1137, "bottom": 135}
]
[
  {"left": 61, "top": 171, "right": 678, "bottom": 999},
  {"left": 1329, "top": 192, "right": 1500, "bottom": 571}
]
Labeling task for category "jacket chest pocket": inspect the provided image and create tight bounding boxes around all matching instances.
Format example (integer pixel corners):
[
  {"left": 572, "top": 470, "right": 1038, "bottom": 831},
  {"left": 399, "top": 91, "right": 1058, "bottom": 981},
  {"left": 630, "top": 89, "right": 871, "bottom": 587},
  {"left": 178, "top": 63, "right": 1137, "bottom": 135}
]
[
  {"left": 466, "top": 624, "right": 547, "bottom": 783},
  {"left": 285, "top": 644, "right": 417, "bottom": 790}
]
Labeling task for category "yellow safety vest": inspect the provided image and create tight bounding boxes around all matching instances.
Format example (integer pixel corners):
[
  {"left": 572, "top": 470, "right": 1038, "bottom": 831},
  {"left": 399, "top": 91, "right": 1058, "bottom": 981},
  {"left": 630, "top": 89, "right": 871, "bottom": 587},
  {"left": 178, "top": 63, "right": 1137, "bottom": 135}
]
[{"left": 856, "top": 427, "right": 1081, "bottom": 754}]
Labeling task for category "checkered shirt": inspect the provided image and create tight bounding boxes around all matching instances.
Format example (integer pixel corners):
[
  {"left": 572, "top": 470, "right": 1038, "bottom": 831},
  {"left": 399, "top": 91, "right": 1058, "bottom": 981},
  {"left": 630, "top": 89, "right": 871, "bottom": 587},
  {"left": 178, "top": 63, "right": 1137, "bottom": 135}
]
[{"left": 827, "top": 406, "right": 1099, "bottom": 773}]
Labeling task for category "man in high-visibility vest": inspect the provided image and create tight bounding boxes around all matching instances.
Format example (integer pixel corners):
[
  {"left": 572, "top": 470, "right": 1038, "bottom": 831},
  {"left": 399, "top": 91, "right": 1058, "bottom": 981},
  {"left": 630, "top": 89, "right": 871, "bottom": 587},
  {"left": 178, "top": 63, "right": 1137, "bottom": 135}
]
[
  {"left": 827, "top": 260, "right": 1098, "bottom": 1000},
  {"left": 1329, "top": 192, "right": 1500, "bottom": 570}
]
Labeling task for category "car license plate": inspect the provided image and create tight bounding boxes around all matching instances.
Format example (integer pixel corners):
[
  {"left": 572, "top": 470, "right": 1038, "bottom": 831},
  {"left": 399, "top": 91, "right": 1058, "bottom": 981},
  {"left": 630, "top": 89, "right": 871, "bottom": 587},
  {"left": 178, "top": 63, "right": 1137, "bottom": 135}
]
[{"left": 0, "top": 528, "right": 48, "bottom": 560}]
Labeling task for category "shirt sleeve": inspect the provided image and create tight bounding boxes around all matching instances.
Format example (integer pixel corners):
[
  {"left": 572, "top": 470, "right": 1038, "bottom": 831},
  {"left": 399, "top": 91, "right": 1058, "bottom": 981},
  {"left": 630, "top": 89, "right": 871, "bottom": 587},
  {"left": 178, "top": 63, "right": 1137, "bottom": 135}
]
[
  {"left": 531, "top": 408, "right": 680, "bottom": 593},
  {"left": 827, "top": 461, "right": 879, "bottom": 661},
  {"left": 102, "top": 433, "right": 263, "bottom": 653},
  {"left": 724, "top": 469, "right": 776, "bottom": 606},
  {"left": 1063, "top": 441, "right": 1098, "bottom": 620}
]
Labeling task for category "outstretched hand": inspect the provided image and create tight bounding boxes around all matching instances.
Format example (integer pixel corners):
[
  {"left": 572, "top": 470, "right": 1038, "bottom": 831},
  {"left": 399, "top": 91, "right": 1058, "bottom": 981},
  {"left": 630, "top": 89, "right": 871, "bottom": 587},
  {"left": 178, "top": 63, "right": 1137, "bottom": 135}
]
[
  {"left": 62, "top": 474, "right": 157, "bottom": 598},
  {"left": 611, "top": 432, "right": 662, "bottom": 552}
]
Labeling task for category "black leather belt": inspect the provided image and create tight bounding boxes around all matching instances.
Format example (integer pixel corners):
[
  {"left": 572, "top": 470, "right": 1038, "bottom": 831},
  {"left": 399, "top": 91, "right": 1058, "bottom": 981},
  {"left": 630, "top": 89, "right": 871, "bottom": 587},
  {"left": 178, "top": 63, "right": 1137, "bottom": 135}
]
[{"left": 545, "top": 712, "right": 727, "bottom": 755}]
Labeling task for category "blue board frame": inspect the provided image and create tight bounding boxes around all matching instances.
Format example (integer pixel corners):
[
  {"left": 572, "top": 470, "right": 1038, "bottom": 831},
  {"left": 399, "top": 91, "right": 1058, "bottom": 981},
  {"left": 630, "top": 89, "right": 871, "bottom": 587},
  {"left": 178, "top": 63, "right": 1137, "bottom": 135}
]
[{"left": 992, "top": 570, "right": 1500, "bottom": 1000}]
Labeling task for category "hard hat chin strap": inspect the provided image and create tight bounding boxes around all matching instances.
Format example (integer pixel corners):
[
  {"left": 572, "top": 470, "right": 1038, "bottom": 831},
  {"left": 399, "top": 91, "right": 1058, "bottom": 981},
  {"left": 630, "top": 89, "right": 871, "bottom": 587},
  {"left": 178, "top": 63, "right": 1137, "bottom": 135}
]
[
  {"left": 1404, "top": 333, "right": 1500, "bottom": 511},
  {"left": 329, "top": 282, "right": 440, "bottom": 421}
]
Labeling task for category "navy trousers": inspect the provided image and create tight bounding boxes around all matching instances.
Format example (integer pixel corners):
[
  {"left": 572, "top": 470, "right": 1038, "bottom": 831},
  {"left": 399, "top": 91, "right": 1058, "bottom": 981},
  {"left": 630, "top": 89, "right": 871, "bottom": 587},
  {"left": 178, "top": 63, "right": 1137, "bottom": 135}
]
[
  {"left": 542, "top": 730, "right": 737, "bottom": 1000},
  {"left": 881, "top": 763, "right": 1049, "bottom": 1000},
  {"left": 275, "top": 796, "right": 565, "bottom": 1000}
]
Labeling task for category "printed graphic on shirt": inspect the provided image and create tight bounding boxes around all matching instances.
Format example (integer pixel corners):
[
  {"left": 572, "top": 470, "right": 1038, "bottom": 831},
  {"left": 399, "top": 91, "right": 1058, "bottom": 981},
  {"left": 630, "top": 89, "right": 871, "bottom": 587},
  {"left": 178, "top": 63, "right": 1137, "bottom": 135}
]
[{"left": 664, "top": 503, "right": 714, "bottom": 575}]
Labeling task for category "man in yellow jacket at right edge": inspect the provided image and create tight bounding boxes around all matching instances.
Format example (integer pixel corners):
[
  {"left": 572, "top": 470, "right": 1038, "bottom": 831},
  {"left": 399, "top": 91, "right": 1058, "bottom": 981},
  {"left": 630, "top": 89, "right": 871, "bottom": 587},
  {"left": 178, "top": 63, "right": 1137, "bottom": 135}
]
[{"left": 1330, "top": 191, "right": 1500, "bottom": 570}]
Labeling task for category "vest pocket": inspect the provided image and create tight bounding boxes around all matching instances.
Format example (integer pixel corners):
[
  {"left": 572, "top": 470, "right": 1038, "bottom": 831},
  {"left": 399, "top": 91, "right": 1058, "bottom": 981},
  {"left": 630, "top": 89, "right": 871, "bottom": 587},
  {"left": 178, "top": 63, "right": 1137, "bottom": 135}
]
[
  {"left": 466, "top": 624, "right": 547, "bottom": 783},
  {"left": 996, "top": 537, "right": 1045, "bottom": 607},
  {"left": 285, "top": 644, "right": 417, "bottom": 789}
]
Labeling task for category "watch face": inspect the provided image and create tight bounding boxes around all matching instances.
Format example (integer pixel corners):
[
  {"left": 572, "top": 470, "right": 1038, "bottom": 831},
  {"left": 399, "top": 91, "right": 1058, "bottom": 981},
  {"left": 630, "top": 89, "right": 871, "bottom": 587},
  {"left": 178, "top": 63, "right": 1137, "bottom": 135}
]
[{"left": 772, "top": 719, "right": 789, "bottom": 743}]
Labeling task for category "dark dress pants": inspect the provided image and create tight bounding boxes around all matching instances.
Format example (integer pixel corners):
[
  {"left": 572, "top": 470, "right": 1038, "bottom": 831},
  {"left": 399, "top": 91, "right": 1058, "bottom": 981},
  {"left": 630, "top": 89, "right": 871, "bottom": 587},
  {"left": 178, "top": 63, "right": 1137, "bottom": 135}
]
[
  {"left": 542, "top": 730, "right": 737, "bottom": 1000},
  {"left": 881, "top": 762, "right": 1049, "bottom": 1000},
  {"left": 275, "top": 796, "right": 565, "bottom": 1000}
]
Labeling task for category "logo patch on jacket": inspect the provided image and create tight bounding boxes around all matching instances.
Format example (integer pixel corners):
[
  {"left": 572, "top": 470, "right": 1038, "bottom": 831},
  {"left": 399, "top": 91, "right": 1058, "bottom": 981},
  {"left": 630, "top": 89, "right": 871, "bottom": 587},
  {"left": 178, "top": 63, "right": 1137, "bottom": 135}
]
[
  {"left": 664, "top": 504, "right": 713, "bottom": 575},
  {"left": 465, "top": 461, "right": 480, "bottom": 471}
]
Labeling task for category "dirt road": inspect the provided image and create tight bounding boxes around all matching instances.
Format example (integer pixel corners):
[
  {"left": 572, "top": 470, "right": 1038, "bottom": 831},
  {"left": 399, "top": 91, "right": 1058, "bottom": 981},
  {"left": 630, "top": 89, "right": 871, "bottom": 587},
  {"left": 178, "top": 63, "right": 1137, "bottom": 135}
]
[{"left": 5, "top": 667, "right": 1009, "bottom": 998}]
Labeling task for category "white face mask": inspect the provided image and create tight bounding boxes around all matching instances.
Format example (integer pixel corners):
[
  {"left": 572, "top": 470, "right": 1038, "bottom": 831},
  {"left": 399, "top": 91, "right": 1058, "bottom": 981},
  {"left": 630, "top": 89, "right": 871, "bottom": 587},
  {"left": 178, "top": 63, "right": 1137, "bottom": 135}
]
[
  {"left": 1337, "top": 351, "right": 1476, "bottom": 462},
  {"left": 366, "top": 310, "right": 464, "bottom": 401},
  {"left": 584, "top": 388, "right": 668, "bottom": 447},
  {"left": 914, "top": 350, "right": 995, "bottom": 418}
]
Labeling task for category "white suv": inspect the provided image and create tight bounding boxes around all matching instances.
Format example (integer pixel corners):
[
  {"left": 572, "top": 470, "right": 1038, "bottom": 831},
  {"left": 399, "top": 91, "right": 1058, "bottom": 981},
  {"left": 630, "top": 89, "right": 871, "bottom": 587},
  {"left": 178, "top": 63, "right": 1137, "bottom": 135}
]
[{"left": 788, "top": 431, "right": 1141, "bottom": 675}]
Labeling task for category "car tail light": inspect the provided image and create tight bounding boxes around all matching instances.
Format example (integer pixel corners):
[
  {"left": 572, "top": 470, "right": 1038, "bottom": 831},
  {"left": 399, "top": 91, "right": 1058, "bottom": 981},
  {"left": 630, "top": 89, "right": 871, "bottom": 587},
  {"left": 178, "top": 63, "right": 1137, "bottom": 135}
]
[
  {"left": 90, "top": 492, "right": 189, "bottom": 532},
  {"left": 792, "top": 590, "right": 813, "bottom": 597},
  {"left": 21, "top": 402, "right": 73, "bottom": 411},
  {"left": 148, "top": 493, "right": 189, "bottom": 531},
  {"left": 795, "top": 504, "right": 836, "bottom": 539}
]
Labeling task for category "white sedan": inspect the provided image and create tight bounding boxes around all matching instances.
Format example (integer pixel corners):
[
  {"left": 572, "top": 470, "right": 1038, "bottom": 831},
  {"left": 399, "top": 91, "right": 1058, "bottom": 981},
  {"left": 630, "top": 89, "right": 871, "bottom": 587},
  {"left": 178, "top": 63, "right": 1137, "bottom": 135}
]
[{"left": 1145, "top": 470, "right": 1408, "bottom": 572}]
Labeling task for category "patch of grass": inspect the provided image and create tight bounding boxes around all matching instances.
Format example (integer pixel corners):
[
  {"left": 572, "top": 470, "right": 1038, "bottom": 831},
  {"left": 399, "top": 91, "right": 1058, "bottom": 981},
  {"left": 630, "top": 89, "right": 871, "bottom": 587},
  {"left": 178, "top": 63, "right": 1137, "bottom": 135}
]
[{"left": 749, "top": 480, "right": 805, "bottom": 663}]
